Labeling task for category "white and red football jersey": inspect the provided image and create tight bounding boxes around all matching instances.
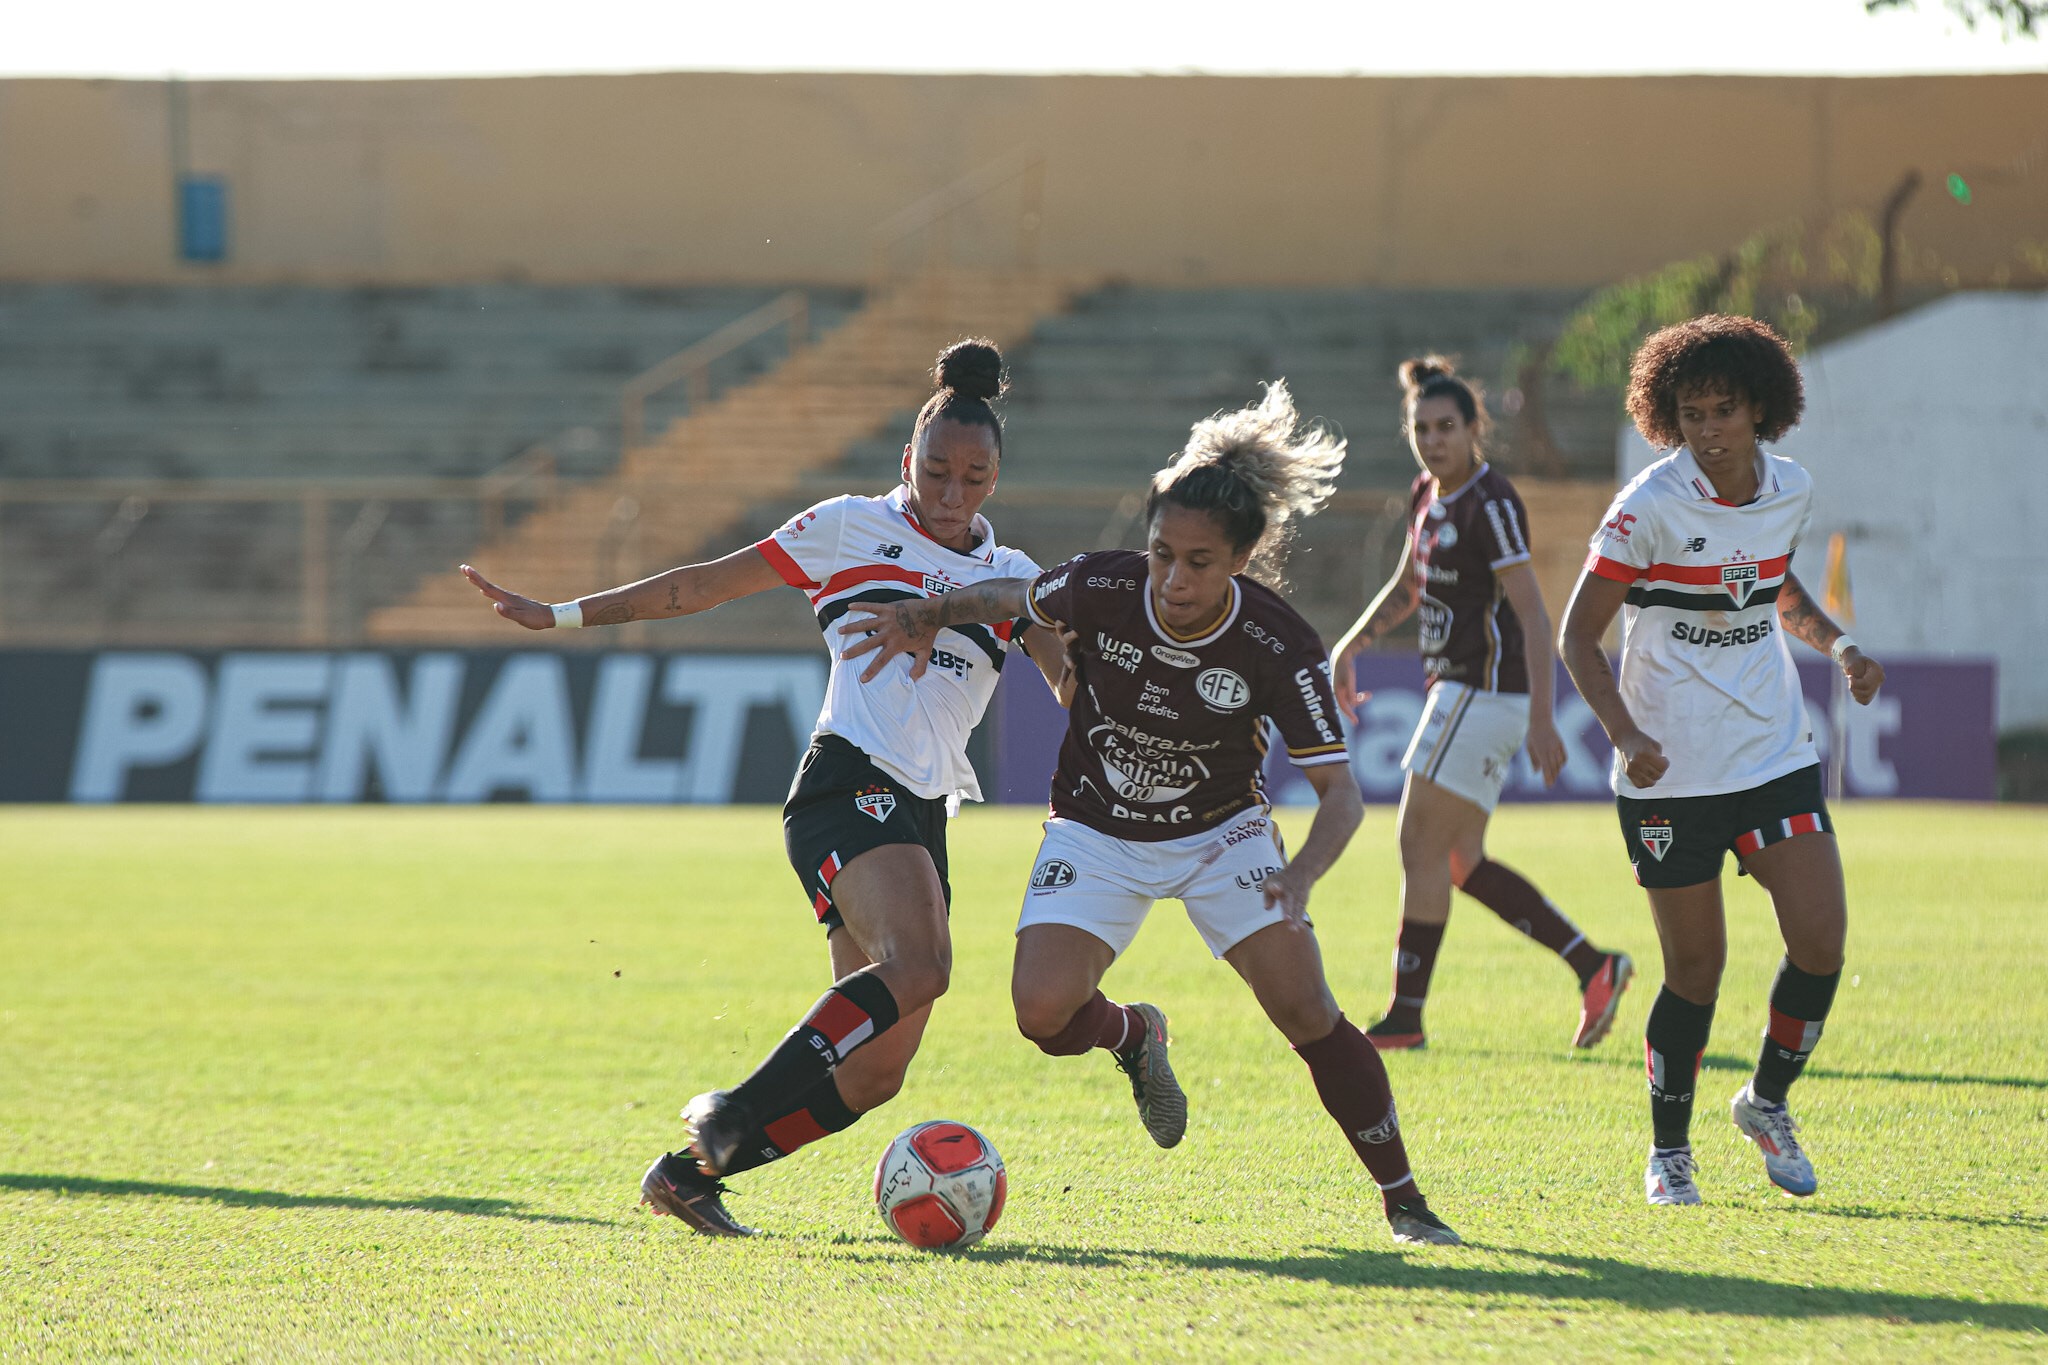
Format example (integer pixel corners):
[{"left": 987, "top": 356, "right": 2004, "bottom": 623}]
[
  {"left": 1585, "top": 447, "right": 1817, "bottom": 799},
  {"left": 755, "top": 485, "right": 1040, "bottom": 801}
]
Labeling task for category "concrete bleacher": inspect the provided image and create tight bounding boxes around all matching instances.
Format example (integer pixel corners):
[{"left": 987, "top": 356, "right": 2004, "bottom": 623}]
[
  {"left": 668, "top": 284, "right": 1619, "bottom": 652},
  {"left": 0, "top": 283, "right": 860, "bottom": 480},
  {"left": 0, "top": 283, "right": 859, "bottom": 643}
]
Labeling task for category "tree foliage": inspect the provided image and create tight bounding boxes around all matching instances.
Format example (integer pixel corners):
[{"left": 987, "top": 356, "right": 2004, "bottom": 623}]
[{"left": 1864, "top": 0, "right": 2045, "bottom": 38}]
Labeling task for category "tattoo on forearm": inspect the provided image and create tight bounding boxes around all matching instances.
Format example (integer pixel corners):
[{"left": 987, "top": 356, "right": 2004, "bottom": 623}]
[
  {"left": 1775, "top": 574, "right": 1836, "bottom": 650},
  {"left": 666, "top": 582, "right": 681, "bottom": 612},
  {"left": 591, "top": 603, "right": 634, "bottom": 626}
]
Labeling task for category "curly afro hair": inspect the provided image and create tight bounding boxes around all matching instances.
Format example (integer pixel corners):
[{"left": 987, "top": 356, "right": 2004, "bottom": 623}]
[{"left": 1625, "top": 314, "right": 1804, "bottom": 451}]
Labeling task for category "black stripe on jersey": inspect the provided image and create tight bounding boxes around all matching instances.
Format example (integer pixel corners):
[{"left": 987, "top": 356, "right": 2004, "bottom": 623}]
[
  {"left": 1626, "top": 582, "right": 1784, "bottom": 614},
  {"left": 817, "top": 589, "right": 1009, "bottom": 671}
]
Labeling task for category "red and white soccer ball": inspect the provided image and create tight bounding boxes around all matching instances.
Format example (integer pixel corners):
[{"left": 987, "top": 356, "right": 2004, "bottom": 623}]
[{"left": 873, "top": 1120, "right": 1007, "bottom": 1249}]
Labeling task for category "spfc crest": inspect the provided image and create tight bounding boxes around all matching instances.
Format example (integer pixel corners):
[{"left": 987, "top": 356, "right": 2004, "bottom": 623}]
[
  {"left": 1721, "top": 561, "right": 1760, "bottom": 608},
  {"left": 1639, "top": 819, "right": 1673, "bottom": 862},
  {"left": 854, "top": 787, "right": 897, "bottom": 823}
]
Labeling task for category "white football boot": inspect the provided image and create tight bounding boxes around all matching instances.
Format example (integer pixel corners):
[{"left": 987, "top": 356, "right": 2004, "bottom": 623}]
[
  {"left": 1644, "top": 1145, "right": 1703, "bottom": 1205},
  {"left": 1730, "top": 1083, "right": 1818, "bottom": 1196}
]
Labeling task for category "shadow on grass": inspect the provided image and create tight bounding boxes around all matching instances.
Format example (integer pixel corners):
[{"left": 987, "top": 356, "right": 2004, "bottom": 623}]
[
  {"left": 863, "top": 1239, "right": 2048, "bottom": 1333},
  {"left": 1541, "top": 1049, "right": 2048, "bottom": 1092},
  {"left": 0, "top": 1173, "right": 615, "bottom": 1227},
  {"left": 1792, "top": 1203, "right": 2048, "bottom": 1232}
]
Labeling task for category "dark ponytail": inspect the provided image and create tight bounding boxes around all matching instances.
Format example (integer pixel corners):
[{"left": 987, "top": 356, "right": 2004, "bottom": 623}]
[{"left": 912, "top": 338, "right": 1007, "bottom": 455}]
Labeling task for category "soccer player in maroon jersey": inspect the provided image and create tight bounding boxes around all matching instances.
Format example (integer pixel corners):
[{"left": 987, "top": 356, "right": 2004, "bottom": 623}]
[
  {"left": 1332, "top": 357, "right": 1631, "bottom": 1052},
  {"left": 1559, "top": 316, "right": 1884, "bottom": 1205},
  {"left": 843, "top": 383, "right": 1462, "bottom": 1246},
  {"left": 464, "top": 341, "right": 1070, "bottom": 1235}
]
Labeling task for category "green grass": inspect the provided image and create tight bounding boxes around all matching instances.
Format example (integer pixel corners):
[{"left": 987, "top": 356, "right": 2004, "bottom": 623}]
[{"left": 1, "top": 803, "right": 2043, "bottom": 1361}]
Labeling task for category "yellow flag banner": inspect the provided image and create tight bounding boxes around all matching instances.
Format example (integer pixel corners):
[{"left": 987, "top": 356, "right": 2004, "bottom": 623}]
[{"left": 1823, "top": 532, "right": 1855, "bottom": 628}]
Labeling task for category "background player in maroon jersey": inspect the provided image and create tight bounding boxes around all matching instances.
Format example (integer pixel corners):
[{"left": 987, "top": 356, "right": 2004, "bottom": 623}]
[
  {"left": 465, "top": 341, "right": 1069, "bottom": 1236},
  {"left": 843, "top": 383, "right": 1462, "bottom": 1246},
  {"left": 1332, "top": 357, "right": 1630, "bottom": 1052}
]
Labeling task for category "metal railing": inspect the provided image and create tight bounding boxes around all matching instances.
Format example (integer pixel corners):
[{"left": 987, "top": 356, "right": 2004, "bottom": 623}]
[
  {"left": 0, "top": 446, "right": 559, "bottom": 647},
  {"left": 619, "top": 289, "right": 810, "bottom": 452}
]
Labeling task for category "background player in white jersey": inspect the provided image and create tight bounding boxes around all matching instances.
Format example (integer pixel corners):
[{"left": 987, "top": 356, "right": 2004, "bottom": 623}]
[
  {"left": 845, "top": 384, "right": 1462, "bottom": 1246},
  {"left": 1558, "top": 315, "right": 1886, "bottom": 1207},
  {"left": 462, "top": 341, "right": 1068, "bottom": 1235},
  {"left": 1331, "top": 356, "right": 1630, "bottom": 1053}
]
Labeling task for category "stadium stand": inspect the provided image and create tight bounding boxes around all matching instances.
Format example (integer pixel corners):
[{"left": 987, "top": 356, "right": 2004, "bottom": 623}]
[
  {"left": 0, "top": 284, "right": 858, "bottom": 643},
  {"left": 668, "top": 285, "right": 1621, "bottom": 650}
]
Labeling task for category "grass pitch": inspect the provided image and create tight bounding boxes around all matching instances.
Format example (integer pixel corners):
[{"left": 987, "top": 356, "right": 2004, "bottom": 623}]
[{"left": 2, "top": 802, "right": 2043, "bottom": 1361}]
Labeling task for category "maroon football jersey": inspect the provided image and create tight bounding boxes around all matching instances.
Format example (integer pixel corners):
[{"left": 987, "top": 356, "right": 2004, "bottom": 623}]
[
  {"left": 1407, "top": 464, "right": 1533, "bottom": 694},
  {"left": 1023, "top": 550, "right": 1351, "bottom": 841}
]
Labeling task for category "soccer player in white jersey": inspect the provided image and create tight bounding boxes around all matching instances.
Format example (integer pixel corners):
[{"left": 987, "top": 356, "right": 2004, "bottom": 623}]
[
  {"left": 1558, "top": 315, "right": 1886, "bottom": 1207},
  {"left": 844, "top": 384, "right": 1462, "bottom": 1247},
  {"left": 462, "top": 341, "right": 1069, "bottom": 1235}
]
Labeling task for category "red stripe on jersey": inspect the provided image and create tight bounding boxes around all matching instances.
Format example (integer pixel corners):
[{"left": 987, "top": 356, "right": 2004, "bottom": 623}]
[
  {"left": 756, "top": 538, "right": 819, "bottom": 589},
  {"left": 1787, "top": 811, "right": 1824, "bottom": 837},
  {"left": 1585, "top": 552, "right": 1640, "bottom": 583},
  {"left": 993, "top": 619, "right": 1015, "bottom": 642},
  {"left": 1734, "top": 828, "right": 1766, "bottom": 857},
  {"left": 810, "top": 993, "right": 871, "bottom": 1049},
  {"left": 764, "top": 1108, "right": 831, "bottom": 1153},
  {"left": 813, "top": 563, "right": 930, "bottom": 601},
  {"left": 1641, "top": 554, "right": 1791, "bottom": 586}
]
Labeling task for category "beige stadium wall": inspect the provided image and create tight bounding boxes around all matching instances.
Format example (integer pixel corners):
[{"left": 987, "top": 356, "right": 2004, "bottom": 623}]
[{"left": 0, "top": 72, "right": 2042, "bottom": 287}]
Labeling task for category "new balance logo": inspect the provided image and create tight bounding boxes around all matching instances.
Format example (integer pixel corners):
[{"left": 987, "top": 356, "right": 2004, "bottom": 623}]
[
  {"left": 1684, "top": 537, "right": 1707, "bottom": 553},
  {"left": 873, "top": 543, "right": 904, "bottom": 559}
]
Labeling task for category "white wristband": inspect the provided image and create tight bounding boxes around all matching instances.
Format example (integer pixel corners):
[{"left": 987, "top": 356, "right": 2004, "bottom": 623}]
[
  {"left": 1830, "top": 635, "right": 1857, "bottom": 663},
  {"left": 551, "top": 600, "right": 585, "bottom": 630}
]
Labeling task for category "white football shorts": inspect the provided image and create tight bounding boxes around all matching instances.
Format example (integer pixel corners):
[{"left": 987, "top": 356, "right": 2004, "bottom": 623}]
[
  {"left": 1017, "top": 807, "right": 1290, "bottom": 960},
  {"left": 1400, "top": 680, "right": 1531, "bottom": 812}
]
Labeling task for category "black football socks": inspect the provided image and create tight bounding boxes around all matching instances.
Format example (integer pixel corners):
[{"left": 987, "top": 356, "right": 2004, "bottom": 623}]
[
  {"left": 1751, "top": 958, "right": 1841, "bottom": 1105},
  {"left": 1645, "top": 986, "right": 1716, "bottom": 1149}
]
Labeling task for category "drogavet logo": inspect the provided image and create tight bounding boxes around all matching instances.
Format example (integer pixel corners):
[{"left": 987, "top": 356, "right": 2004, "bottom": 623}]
[
  {"left": 1197, "top": 668, "right": 1250, "bottom": 711},
  {"left": 1151, "top": 645, "right": 1200, "bottom": 668}
]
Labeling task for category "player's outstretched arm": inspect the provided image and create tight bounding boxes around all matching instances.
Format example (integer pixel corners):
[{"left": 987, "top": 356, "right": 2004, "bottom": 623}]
[
  {"left": 460, "top": 546, "right": 784, "bottom": 631},
  {"left": 1329, "top": 537, "right": 1418, "bottom": 722},
  {"left": 836, "top": 577, "right": 1033, "bottom": 683},
  {"left": 1777, "top": 571, "right": 1886, "bottom": 704},
  {"left": 1559, "top": 568, "right": 1668, "bottom": 789}
]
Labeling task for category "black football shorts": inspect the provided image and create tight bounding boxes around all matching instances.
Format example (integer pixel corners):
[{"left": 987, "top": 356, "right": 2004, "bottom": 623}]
[
  {"left": 783, "top": 733, "right": 951, "bottom": 931},
  {"left": 1615, "top": 764, "right": 1833, "bottom": 889}
]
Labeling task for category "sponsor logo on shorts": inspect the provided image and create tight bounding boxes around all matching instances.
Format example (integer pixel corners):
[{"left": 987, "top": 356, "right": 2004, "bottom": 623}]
[
  {"left": 1197, "top": 668, "right": 1250, "bottom": 711},
  {"left": 1029, "top": 859, "right": 1076, "bottom": 890},
  {"left": 854, "top": 786, "right": 897, "bottom": 823},
  {"left": 1221, "top": 817, "right": 1270, "bottom": 849},
  {"left": 1639, "top": 816, "right": 1672, "bottom": 862},
  {"left": 1234, "top": 865, "right": 1282, "bottom": 890},
  {"left": 1151, "top": 645, "right": 1200, "bottom": 668}
]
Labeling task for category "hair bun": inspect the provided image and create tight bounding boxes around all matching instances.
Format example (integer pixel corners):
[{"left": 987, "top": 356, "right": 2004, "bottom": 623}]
[
  {"left": 1398, "top": 354, "right": 1457, "bottom": 390},
  {"left": 935, "top": 339, "right": 1006, "bottom": 402}
]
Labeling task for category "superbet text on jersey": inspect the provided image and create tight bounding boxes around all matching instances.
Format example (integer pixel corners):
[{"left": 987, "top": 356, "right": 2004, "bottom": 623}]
[{"left": 1023, "top": 550, "right": 1350, "bottom": 840}]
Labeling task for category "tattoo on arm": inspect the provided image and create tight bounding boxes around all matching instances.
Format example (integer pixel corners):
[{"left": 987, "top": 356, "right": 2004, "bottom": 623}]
[
  {"left": 667, "top": 581, "right": 681, "bottom": 612},
  {"left": 590, "top": 603, "right": 634, "bottom": 626},
  {"left": 1775, "top": 573, "right": 1839, "bottom": 652}
]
